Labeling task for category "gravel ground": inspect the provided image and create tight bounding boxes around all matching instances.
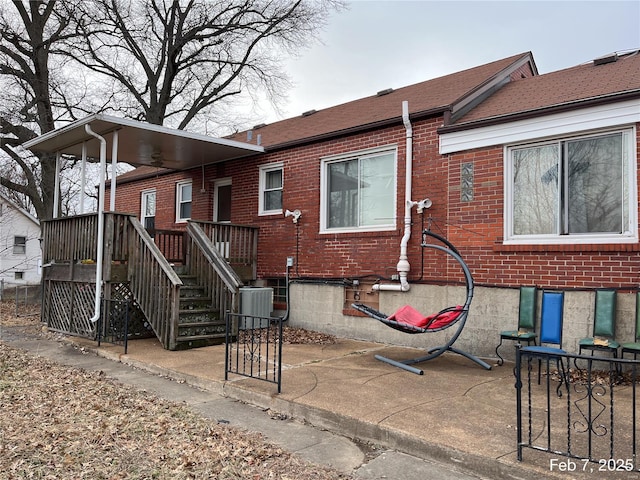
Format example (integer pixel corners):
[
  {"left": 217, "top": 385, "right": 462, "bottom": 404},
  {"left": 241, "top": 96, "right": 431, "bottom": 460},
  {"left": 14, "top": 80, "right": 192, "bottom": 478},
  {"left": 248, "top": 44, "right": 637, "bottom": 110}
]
[{"left": 0, "top": 301, "right": 352, "bottom": 480}]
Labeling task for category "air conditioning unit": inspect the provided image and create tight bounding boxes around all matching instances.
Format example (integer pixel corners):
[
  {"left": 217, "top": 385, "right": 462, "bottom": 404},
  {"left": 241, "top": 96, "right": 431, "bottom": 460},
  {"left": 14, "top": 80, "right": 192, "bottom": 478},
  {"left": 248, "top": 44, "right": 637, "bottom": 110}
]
[{"left": 239, "top": 287, "right": 273, "bottom": 329}]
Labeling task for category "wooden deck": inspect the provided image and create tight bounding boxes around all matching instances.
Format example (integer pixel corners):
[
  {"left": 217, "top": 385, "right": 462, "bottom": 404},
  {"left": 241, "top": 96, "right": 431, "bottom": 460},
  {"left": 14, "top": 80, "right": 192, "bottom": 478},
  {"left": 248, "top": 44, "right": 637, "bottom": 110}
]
[{"left": 41, "top": 213, "right": 258, "bottom": 349}]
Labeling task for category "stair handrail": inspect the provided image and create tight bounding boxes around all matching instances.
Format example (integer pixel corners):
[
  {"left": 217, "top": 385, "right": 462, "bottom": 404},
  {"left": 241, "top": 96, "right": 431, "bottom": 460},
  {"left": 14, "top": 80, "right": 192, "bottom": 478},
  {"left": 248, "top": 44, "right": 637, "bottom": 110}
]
[
  {"left": 128, "top": 217, "right": 182, "bottom": 349},
  {"left": 129, "top": 218, "right": 182, "bottom": 285},
  {"left": 186, "top": 222, "right": 243, "bottom": 291}
]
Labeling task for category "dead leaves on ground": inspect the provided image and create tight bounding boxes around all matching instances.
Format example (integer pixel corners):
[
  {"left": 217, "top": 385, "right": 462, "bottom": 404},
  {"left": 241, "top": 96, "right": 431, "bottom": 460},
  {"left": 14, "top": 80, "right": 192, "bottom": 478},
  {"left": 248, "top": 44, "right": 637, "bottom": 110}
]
[{"left": 0, "top": 345, "right": 351, "bottom": 479}]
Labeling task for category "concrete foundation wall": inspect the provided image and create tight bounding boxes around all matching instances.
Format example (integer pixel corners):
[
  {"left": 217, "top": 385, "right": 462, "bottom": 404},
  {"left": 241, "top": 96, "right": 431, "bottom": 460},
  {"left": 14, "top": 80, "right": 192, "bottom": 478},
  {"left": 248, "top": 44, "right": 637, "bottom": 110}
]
[{"left": 287, "top": 283, "right": 638, "bottom": 364}]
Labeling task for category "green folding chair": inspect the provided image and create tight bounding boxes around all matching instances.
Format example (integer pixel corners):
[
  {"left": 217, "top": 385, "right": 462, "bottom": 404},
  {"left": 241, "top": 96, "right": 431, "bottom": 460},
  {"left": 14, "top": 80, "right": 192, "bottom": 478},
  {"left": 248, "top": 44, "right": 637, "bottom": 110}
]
[
  {"left": 578, "top": 289, "right": 619, "bottom": 360},
  {"left": 496, "top": 286, "right": 538, "bottom": 366},
  {"left": 621, "top": 292, "right": 640, "bottom": 360}
]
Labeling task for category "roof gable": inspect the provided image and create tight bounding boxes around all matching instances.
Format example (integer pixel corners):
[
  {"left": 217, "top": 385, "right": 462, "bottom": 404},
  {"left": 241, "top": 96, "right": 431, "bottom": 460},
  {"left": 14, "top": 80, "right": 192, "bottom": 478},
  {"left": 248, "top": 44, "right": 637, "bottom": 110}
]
[
  {"left": 0, "top": 192, "right": 40, "bottom": 225},
  {"left": 448, "top": 49, "right": 640, "bottom": 129}
]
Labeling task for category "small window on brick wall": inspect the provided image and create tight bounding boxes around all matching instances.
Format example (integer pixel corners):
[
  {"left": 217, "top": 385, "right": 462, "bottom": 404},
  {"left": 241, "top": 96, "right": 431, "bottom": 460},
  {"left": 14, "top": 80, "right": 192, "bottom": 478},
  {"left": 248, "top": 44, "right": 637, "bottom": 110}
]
[
  {"left": 259, "top": 163, "right": 283, "bottom": 215},
  {"left": 176, "top": 181, "right": 192, "bottom": 223}
]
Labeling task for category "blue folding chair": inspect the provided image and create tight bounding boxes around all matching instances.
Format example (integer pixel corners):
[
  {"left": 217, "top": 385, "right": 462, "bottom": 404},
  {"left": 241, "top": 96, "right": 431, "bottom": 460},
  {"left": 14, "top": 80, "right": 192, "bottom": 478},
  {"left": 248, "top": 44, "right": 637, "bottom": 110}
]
[{"left": 521, "top": 291, "right": 567, "bottom": 395}]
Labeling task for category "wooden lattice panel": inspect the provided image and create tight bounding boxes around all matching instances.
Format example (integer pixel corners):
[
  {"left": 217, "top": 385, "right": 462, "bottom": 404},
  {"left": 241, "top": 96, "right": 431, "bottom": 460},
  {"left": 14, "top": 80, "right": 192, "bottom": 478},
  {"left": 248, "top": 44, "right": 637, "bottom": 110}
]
[
  {"left": 110, "top": 283, "right": 154, "bottom": 338},
  {"left": 45, "top": 281, "right": 72, "bottom": 333},
  {"left": 44, "top": 280, "right": 95, "bottom": 338}
]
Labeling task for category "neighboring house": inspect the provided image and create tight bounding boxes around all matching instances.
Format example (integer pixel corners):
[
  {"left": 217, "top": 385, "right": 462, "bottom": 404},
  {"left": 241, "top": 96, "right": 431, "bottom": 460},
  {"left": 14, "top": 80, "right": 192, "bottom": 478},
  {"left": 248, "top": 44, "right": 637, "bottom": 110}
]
[
  {"left": 0, "top": 192, "right": 41, "bottom": 290},
  {"left": 25, "top": 49, "right": 640, "bottom": 360}
]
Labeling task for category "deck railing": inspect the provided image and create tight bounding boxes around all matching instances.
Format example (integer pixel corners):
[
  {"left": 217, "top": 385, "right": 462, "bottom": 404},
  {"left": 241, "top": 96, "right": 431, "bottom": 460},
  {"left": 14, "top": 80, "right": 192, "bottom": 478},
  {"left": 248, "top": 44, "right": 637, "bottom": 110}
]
[
  {"left": 190, "top": 220, "right": 258, "bottom": 282},
  {"left": 42, "top": 213, "right": 99, "bottom": 264},
  {"left": 151, "top": 229, "right": 187, "bottom": 264},
  {"left": 186, "top": 222, "right": 243, "bottom": 320},
  {"left": 127, "top": 217, "right": 182, "bottom": 350}
]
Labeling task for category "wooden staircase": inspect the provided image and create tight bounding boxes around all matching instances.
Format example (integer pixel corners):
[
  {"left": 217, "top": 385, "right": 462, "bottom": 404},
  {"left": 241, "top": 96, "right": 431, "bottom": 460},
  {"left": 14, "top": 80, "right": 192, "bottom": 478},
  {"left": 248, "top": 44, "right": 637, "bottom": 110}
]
[
  {"left": 174, "top": 267, "right": 226, "bottom": 349},
  {"left": 40, "top": 213, "right": 255, "bottom": 351}
]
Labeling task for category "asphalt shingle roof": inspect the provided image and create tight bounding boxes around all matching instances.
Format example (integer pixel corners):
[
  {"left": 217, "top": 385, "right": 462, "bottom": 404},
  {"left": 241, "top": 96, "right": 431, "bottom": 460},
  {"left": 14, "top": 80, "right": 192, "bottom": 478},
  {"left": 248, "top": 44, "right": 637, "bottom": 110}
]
[
  {"left": 452, "top": 50, "right": 640, "bottom": 126},
  {"left": 226, "top": 52, "right": 531, "bottom": 149}
]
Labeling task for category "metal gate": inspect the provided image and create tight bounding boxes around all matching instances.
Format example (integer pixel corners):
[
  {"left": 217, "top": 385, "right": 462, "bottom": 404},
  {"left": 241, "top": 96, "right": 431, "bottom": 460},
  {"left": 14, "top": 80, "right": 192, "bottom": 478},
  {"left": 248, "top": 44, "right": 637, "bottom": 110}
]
[{"left": 224, "top": 312, "right": 283, "bottom": 393}]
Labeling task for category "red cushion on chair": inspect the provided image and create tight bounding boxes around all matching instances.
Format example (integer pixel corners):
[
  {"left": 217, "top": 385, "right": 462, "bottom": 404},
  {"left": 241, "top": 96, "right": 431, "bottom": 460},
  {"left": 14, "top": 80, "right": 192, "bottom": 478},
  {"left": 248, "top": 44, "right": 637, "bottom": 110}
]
[
  {"left": 387, "top": 305, "right": 464, "bottom": 330},
  {"left": 425, "top": 307, "right": 463, "bottom": 329},
  {"left": 387, "top": 305, "right": 429, "bottom": 327}
]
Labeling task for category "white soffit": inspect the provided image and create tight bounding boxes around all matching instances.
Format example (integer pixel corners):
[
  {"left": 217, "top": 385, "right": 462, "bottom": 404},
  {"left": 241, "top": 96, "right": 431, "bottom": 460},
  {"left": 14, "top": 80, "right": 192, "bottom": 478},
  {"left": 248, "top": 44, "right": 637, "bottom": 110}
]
[
  {"left": 439, "top": 99, "right": 640, "bottom": 154},
  {"left": 22, "top": 114, "right": 264, "bottom": 170}
]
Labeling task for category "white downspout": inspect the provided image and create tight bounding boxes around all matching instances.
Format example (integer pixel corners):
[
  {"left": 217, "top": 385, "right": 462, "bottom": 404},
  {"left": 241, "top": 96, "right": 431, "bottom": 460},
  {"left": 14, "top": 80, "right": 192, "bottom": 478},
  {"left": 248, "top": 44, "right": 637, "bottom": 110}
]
[
  {"left": 85, "top": 124, "right": 106, "bottom": 323},
  {"left": 80, "top": 143, "right": 87, "bottom": 214},
  {"left": 373, "top": 100, "right": 414, "bottom": 292},
  {"left": 109, "top": 130, "right": 118, "bottom": 211},
  {"left": 53, "top": 152, "right": 61, "bottom": 218}
]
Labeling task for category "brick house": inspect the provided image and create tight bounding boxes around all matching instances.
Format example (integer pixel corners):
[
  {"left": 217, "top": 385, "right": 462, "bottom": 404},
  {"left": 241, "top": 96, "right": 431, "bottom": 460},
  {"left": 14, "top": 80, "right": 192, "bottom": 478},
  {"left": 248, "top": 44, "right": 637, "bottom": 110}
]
[{"left": 25, "top": 50, "right": 640, "bottom": 360}]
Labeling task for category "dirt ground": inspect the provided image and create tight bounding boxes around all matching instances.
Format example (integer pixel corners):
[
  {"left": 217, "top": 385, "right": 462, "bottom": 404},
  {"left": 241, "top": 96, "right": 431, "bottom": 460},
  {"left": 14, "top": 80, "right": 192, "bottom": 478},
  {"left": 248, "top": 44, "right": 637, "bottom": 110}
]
[{"left": 0, "top": 301, "right": 352, "bottom": 479}]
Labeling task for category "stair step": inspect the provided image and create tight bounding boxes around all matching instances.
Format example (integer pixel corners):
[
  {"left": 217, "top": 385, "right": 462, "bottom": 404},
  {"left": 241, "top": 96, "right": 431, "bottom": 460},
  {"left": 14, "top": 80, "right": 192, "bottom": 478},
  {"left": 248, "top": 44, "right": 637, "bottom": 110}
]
[
  {"left": 180, "top": 297, "right": 212, "bottom": 308},
  {"left": 178, "top": 307, "right": 219, "bottom": 315},
  {"left": 178, "top": 321, "right": 224, "bottom": 329},
  {"left": 177, "top": 323, "right": 226, "bottom": 340},
  {"left": 171, "top": 265, "right": 190, "bottom": 276},
  {"left": 177, "top": 274, "right": 199, "bottom": 286},
  {"left": 174, "top": 334, "right": 226, "bottom": 349}
]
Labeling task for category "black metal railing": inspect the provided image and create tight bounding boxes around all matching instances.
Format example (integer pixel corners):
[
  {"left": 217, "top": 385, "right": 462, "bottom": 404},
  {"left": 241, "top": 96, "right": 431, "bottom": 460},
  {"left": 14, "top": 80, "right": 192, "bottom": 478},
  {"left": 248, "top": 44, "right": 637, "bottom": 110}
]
[
  {"left": 225, "top": 313, "right": 283, "bottom": 393},
  {"left": 98, "top": 298, "right": 130, "bottom": 354},
  {"left": 515, "top": 347, "right": 640, "bottom": 473}
]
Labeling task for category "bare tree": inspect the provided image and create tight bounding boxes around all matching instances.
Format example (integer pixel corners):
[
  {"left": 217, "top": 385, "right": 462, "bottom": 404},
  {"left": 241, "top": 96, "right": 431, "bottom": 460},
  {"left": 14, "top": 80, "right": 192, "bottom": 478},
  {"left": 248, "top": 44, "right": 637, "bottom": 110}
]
[
  {"left": 0, "top": 0, "right": 87, "bottom": 220},
  {"left": 1, "top": 0, "right": 343, "bottom": 221},
  {"left": 62, "top": 0, "right": 342, "bottom": 130}
]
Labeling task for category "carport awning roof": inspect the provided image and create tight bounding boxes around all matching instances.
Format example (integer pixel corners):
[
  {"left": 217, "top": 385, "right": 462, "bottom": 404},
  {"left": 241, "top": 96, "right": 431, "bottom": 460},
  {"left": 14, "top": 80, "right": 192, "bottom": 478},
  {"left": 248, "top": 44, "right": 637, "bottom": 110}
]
[{"left": 22, "top": 114, "right": 264, "bottom": 170}]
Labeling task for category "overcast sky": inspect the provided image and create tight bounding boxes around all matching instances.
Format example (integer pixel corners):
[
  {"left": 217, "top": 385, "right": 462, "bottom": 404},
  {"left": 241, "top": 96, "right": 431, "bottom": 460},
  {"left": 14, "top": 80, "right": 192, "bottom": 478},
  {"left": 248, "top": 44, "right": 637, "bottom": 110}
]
[{"left": 255, "top": 0, "right": 640, "bottom": 124}]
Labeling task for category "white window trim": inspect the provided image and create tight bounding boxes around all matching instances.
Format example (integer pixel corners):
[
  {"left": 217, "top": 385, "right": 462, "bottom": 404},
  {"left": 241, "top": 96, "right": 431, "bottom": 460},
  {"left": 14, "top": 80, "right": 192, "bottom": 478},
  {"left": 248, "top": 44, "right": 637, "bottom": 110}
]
[
  {"left": 503, "top": 126, "right": 638, "bottom": 245},
  {"left": 175, "top": 180, "right": 192, "bottom": 223},
  {"left": 440, "top": 99, "right": 640, "bottom": 155},
  {"left": 320, "top": 145, "right": 398, "bottom": 234},
  {"left": 141, "top": 189, "right": 156, "bottom": 226},
  {"left": 213, "top": 177, "right": 232, "bottom": 223},
  {"left": 259, "top": 163, "right": 283, "bottom": 216}
]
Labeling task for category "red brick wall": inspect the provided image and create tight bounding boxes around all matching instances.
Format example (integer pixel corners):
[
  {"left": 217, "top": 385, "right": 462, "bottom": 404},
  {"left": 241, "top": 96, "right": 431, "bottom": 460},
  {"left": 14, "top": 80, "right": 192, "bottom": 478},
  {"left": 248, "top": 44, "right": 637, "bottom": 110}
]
[
  {"left": 445, "top": 122, "right": 640, "bottom": 290},
  {"left": 110, "top": 120, "right": 640, "bottom": 291}
]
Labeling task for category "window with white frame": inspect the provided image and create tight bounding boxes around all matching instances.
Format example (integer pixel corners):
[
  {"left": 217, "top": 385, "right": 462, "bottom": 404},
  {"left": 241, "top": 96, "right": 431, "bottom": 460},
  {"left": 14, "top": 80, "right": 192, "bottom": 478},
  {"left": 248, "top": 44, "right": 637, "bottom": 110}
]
[
  {"left": 141, "top": 189, "right": 156, "bottom": 231},
  {"left": 321, "top": 147, "right": 396, "bottom": 233},
  {"left": 505, "top": 128, "right": 636, "bottom": 244},
  {"left": 259, "top": 163, "right": 283, "bottom": 215},
  {"left": 176, "top": 181, "right": 192, "bottom": 222},
  {"left": 13, "top": 236, "right": 26, "bottom": 254}
]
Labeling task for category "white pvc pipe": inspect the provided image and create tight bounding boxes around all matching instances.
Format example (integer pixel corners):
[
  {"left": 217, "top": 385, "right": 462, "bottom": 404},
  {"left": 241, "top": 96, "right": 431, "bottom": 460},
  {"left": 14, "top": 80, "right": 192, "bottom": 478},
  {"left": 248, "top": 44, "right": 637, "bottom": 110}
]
[
  {"left": 109, "top": 130, "right": 118, "bottom": 211},
  {"left": 53, "top": 152, "right": 61, "bottom": 218},
  {"left": 85, "top": 124, "right": 107, "bottom": 323},
  {"left": 375, "top": 101, "right": 414, "bottom": 292},
  {"left": 80, "top": 143, "right": 87, "bottom": 214}
]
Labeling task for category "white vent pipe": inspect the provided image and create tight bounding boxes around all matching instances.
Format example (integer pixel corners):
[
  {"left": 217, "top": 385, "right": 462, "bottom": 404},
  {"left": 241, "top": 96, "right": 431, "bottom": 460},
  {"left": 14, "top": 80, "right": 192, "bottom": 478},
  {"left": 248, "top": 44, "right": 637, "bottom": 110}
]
[
  {"left": 373, "top": 101, "right": 414, "bottom": 292},
  {"left": 85, "top": 124, "right": 107, "bottom": 323}
]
